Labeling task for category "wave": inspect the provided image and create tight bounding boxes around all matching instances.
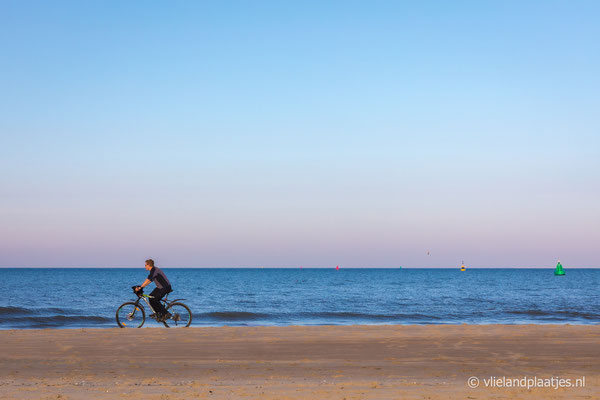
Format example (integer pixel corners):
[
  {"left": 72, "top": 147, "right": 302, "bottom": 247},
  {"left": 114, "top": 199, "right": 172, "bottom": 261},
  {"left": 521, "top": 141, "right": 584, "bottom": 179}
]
[
  {"left": 508, "top": 310, "right": 599, "bottom": 320},
  {"left": 0, "top": 306, "right": 82, "bottom": 317},
  {"left": 197, "top": 311, "right": 442, "bottom": 322},
  {"left": 0, "top": 306, "right": 33, "bottom": 315},
  {"left": 300, "top": 312, "right": 442, "bottom": 321},
  {"left": 4, "top": 315, "right": 112, "bottom": 328},
  {"left": 201, "top": 311, "right": 271, "bottom": 320}
]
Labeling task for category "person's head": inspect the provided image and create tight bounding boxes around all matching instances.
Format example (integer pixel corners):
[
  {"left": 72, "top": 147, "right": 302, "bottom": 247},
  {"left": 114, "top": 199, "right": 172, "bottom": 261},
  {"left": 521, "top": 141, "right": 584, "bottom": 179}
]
[{"left": 145, "top": 259, "right": 155, "bottom": 271}]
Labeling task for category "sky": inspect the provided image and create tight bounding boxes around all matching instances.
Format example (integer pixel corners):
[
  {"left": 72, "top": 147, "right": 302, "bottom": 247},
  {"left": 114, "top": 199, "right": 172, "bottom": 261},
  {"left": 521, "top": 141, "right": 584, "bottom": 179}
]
[{"left": 1, "top": 1, "right": 599, "bottom": 267}]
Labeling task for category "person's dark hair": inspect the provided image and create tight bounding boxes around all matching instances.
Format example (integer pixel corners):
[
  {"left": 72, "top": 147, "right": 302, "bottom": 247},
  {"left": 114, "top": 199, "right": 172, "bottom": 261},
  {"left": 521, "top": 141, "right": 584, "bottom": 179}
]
[{"left": 145, "top": 259, "right": 155, "bottom": 267}]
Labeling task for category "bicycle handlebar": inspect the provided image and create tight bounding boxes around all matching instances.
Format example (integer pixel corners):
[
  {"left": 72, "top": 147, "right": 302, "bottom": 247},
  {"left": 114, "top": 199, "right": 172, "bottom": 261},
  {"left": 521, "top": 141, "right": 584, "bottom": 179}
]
[{"left": 132, "top": 286, "right": 143, "bottom": 296}]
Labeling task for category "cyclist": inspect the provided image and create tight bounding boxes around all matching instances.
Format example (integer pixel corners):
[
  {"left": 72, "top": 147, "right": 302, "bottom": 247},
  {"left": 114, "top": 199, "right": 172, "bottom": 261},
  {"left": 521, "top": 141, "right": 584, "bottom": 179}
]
[{"left": 135, "top": 259, "right": 172, "bottom": 321}]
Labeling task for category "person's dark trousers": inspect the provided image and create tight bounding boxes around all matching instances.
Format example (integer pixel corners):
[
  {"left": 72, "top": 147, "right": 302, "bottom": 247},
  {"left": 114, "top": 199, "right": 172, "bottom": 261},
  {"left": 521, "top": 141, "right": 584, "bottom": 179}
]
[{"left": 149, "top": 287, "right": 171, "bottom": 316}]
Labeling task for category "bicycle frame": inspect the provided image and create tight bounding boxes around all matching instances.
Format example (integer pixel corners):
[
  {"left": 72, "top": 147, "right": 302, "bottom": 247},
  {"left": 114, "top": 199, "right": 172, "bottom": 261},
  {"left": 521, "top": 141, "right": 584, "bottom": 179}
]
[
  {"left": 133, "top": 292, "right": 187, "bottom": 315},
  {"left": 135, "top": 294, "right": 157, "bottom": 314}
]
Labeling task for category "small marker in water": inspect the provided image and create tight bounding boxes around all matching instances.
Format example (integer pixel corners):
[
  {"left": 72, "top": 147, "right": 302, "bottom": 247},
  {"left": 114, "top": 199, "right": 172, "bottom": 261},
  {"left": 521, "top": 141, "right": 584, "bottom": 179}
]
[{"left": 336, "top": 265, "right": 339, "bottom": 270}]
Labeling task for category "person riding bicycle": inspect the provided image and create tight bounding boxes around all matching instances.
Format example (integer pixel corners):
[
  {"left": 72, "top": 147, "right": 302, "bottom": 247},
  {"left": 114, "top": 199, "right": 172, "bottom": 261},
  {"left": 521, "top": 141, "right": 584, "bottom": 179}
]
[{"left": 135, "top": 259, "right": 172, "bottom": 321}]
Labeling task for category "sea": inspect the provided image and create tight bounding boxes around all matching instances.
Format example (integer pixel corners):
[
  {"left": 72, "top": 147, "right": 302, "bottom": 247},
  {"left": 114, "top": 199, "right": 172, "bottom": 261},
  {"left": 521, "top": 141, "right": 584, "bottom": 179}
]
[{"left": 2, "top": 268, "right": 599, "bottom": 329}]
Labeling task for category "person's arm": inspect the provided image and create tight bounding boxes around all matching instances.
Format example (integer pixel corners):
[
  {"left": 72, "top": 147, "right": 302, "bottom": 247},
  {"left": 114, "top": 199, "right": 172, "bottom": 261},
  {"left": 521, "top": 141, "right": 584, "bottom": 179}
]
[
  {"left": 136, "top": 279, "right": 152, "bottom": 291},
  {"left": 136, "top": 267, "right": 156, "bottom": 291},
  {"left": 140, "top": 278, "right": 152, "bottom": 288}
]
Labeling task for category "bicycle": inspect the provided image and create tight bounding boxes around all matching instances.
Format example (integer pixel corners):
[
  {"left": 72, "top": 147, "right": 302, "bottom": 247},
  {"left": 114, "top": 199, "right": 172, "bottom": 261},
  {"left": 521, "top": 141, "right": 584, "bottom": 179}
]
[{"left": 116, "top": 286, "right": 192, "bottom": 328}]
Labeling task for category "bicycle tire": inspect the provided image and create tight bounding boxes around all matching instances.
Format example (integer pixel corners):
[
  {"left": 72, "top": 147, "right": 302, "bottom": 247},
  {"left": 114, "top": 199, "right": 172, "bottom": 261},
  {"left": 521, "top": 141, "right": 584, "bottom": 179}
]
[
  {"left": 116, "top": 301, "right": 145, "bottom": 328},
  {"left": 165, "top": 302, "right": 192, "bottom": 327}
]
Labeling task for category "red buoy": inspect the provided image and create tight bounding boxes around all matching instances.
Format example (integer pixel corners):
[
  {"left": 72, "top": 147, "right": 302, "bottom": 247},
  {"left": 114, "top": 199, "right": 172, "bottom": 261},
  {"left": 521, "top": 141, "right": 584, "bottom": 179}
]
[{"left": 335, "top": 265, "right": 339, "bottom": 270}]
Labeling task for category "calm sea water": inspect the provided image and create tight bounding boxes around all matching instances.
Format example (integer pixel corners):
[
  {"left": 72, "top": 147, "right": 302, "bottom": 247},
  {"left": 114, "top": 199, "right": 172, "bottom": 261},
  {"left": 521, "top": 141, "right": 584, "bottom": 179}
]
[{"left": 2, "top": 268, "right": 599, "bottom": 329}]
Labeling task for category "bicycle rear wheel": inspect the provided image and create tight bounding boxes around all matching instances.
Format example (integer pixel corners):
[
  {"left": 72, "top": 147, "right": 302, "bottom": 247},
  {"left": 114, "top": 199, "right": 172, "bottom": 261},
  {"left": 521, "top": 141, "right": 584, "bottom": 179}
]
[
  {"left": 165, "top": 302, "right": 192, "bottom": 327},
  {"left": 116, "top": 302, "right": 145, "bottom": 328}
]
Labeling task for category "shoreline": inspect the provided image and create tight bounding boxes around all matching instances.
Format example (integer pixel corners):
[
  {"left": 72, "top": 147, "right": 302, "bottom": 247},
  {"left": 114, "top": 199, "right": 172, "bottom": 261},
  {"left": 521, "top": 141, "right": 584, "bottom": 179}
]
[
  {"left": 1, "top": 324, "right": 598, "bottom": 399},
  {"left": 2, "top": 321, "right": 600, "bottom": 331}
]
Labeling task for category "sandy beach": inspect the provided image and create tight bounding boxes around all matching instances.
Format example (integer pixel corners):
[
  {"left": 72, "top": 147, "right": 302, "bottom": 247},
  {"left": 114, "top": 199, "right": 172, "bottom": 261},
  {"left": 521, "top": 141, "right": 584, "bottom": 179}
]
[{"left": 0, "top": 324, "right": 598, "bottom": 399}]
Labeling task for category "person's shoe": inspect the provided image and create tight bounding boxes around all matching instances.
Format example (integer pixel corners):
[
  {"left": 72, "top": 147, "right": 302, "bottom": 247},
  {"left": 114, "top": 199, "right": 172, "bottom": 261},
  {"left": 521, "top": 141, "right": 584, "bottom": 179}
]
[
  {"left": 157, "top": 312, "right": 172, "bottom": 322},
  {"left": 149, "top": 313, "right": 157, "bottom": 319}
]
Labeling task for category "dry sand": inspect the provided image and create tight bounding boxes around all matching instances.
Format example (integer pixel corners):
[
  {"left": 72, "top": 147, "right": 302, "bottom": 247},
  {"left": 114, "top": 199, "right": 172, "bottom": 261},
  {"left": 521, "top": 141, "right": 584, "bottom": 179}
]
[{"left": 0, "top": 324, "right": 598, "bottom": 399}]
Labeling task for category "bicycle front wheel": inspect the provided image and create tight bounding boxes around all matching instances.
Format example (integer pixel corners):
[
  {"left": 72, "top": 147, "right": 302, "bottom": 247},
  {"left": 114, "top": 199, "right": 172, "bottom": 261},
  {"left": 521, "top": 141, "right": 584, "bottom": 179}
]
[
  {"left": 116, "top": 302, "right": 145, "bottom": 328},
  {"left": 165, "top": 302, "right": 192, "bottom": 327}
]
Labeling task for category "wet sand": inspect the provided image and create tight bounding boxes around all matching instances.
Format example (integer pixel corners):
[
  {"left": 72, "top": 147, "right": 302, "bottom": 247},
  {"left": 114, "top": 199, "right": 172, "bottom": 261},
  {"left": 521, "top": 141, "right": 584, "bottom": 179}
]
[{"left": 0, "top": 324, "right": 598, "bottom": 399}]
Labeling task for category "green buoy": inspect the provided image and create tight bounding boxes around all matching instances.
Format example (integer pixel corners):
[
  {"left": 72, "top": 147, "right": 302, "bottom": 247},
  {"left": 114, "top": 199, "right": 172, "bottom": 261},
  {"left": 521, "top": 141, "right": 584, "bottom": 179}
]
[{"left": 554, "top": 260, "right": 565, "bottom": 276}]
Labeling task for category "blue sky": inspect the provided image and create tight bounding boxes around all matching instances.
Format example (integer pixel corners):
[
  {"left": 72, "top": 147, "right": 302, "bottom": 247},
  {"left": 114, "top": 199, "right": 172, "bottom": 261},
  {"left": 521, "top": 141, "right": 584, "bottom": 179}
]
[{"left": 1, "top": 1, "right": 598, "bottom": 267}]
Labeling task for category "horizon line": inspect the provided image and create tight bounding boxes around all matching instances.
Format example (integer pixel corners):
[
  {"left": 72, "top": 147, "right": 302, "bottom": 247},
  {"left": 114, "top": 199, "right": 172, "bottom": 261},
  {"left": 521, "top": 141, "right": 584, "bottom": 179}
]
[{"left": 1, "top": 266, "right": 598, "bottom": 269}]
